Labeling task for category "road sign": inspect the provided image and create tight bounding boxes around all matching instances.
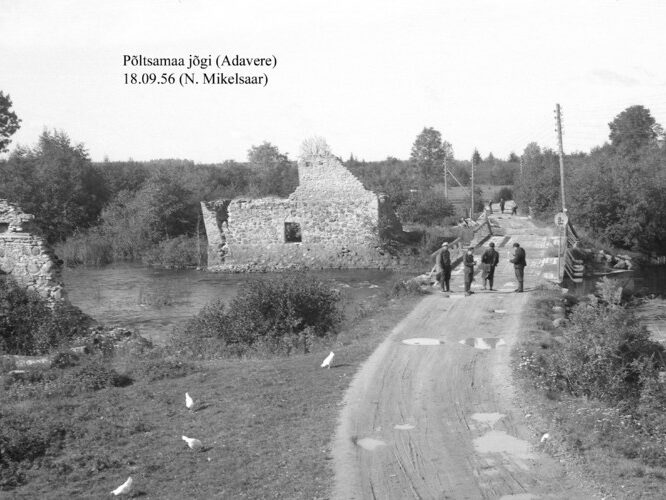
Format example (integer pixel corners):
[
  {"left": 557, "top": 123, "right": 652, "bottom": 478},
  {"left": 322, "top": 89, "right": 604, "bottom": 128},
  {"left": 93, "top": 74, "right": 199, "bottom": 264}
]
[{"left": 554, "top": 212, "right": 568, "bottom": 227}]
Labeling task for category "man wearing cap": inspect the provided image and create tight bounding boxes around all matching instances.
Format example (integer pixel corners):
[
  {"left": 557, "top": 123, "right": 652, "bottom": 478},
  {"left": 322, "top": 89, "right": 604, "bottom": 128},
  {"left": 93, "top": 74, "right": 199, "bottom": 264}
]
[
  {"left": 463, "top": 246, "right": 476, "bottom": 296},
  {"left": 436, "top": 241, "right": 452, "bottom": 292},
  {"left": 510, "top": 242, "right": 527, "bottom": 292},
  {"left": 481, "top": 241, "right": 500, "bottom": 290}
]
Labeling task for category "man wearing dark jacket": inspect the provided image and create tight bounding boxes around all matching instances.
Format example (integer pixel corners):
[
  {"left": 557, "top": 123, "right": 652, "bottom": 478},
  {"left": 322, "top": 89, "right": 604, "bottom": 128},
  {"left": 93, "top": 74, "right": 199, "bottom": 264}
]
[
  {"left": 436, "top": 242, "right": 452, "bottom": 292},
  {"left": 510, "top": 242, "right": 527, "bottom": 292},
  {"left": 481, "top": 242, "right": 500, "bottom": 290},
  {"left": 463, "top": 246, "right": 476, "bottom": 296}
]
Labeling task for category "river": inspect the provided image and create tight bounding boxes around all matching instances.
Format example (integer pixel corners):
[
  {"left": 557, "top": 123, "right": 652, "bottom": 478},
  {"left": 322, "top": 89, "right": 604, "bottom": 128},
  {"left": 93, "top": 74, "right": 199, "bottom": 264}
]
[
  {"left": 62, "top": 264, "right": 412, "bottom": 344},
  {"left": 572, "top": 266, "right": 666, "bottom": 342}
]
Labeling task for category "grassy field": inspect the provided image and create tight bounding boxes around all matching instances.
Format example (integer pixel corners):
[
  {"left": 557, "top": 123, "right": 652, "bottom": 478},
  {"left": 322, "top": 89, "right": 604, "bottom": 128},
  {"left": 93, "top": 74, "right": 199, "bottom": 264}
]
[
  {"left": 512, "top": 288, "right": 666, "bottom": 500},
  {"left": 1, "top": 288, "right": 425, "bottom": 499}
]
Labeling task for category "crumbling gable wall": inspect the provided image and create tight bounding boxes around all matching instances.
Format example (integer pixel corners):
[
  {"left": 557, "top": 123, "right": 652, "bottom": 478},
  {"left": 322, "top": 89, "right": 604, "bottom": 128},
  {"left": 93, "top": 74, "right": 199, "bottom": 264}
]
[
  {"left": 0, "top": 199, "right": 66, "bottom": 301},
  {"left": 201, "top": 147, "right": 407, "bottom": 271}
]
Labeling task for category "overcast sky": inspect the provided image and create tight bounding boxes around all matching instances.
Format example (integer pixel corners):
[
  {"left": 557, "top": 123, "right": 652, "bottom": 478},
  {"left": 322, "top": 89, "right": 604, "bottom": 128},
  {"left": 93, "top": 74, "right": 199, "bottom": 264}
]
[{"left": 2, "top": 0, "right": 666, "bottom": 163}]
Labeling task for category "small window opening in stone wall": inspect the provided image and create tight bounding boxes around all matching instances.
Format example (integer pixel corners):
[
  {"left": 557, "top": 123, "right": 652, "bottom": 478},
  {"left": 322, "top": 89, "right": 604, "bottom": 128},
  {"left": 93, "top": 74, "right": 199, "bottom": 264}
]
[
  {"left": 284, "top": 222, "right": 302, "bottom": 243},
  {"left": 0, "top": 223, "right": 8, "bottom": 233}
]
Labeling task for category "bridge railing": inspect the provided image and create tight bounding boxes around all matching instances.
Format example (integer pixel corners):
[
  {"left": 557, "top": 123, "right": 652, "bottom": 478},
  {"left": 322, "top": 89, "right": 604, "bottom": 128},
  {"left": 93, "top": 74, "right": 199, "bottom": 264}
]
[{"left": 561, "top": 220, "right": 584, "bottom": 283}]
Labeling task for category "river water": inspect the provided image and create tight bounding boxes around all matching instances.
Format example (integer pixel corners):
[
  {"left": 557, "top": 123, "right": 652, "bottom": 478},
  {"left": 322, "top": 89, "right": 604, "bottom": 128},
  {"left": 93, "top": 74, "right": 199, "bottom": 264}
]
[
  {"left": 62, "top": 264, "right": 411, "bottom": 344},
  {"left": 572, "top": 266, "right": 666, "bottom": 342}
]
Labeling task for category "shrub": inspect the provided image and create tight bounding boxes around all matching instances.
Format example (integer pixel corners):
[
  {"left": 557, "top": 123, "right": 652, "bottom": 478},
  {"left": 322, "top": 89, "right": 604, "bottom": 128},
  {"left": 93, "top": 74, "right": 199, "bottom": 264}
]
[
  {"left": 142, "top": 235, "right": 207, "bottom": 268},
  {"left": 65, "top": 358, "right": 131, "bottom": 392},
  {"left": 176, "top": 273, "right": 343, "bottom": 357},
  {"left": 519, "top": 281, "right": 665, "bottom": 404},
  {"left": 128, "top": 352, "right": 196, "bottom": 381},
  {"left": 0, "top": 277, "right": 93, "bottom": 355},
  {"left": 0, "top": 408, "right": 68, "bottom": 488},
  {"left": 396, "top": 189, "right": 455, "bottom": 226}
]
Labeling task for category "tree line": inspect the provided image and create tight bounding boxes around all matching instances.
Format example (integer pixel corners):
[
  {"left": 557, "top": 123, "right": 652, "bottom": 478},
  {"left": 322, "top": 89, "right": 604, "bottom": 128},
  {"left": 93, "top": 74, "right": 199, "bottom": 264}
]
[{"left": 515, "top": 105, "right": 666, "bottom": 254}]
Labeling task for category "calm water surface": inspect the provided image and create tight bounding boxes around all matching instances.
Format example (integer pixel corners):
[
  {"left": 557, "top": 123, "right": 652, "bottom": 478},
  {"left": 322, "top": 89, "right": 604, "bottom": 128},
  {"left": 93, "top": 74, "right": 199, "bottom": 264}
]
[{"left": 62, "top": 264, "right": 409, "bottom": 344}]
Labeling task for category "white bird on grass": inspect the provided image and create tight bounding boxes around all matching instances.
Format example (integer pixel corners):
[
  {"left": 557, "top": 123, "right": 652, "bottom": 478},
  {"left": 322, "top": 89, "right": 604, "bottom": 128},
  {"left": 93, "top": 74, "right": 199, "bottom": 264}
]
[
  {"left": 185, "top": 392, "right": 194, "bottom": 410},
  {"left": 321, "top": 351, "right": 335, "bottom": 369},
  {"left": 182, "top": 435, "right": 203, "bottom": 450},
  {"left": 111, "top": 477, "right": 133, "bottom": 496},
  {"left": 540, "top": 432, "right": 550, "bottom": 443}
]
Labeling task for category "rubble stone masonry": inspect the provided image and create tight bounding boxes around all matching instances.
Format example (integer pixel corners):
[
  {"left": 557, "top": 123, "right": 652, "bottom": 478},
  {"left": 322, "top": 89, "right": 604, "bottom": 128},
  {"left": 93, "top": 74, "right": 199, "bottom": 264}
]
[
  {"left": 202, "top": 152, "right": 414, "bottom": 271},
  {"left": 0, "top": 199, "right": 66, "bottom": 302}
]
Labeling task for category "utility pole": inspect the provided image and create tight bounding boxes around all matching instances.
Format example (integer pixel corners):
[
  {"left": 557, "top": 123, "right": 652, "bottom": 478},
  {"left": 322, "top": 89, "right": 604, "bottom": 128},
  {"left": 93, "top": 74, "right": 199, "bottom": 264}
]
[
  {"left": 443, "top": 154, "right": 448, "bottom": 198},
  {"left": 470, "top": 152, "right": 476, "bottom": 218},
  {"left": 555, "top": 103, "right": 567, "bottom": 212}
]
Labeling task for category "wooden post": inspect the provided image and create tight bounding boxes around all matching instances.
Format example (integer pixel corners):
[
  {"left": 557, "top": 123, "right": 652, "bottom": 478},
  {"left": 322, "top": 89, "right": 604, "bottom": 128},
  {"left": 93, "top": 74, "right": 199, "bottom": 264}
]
[
  {"left": 471, "top": 152, "right": 475, "bottom": 218},
  {"left": 556, "top": 104, "right": 567, "bottom": 212},
  {"left": 443, "top": 155, "right": 448, "bottom": 198}
]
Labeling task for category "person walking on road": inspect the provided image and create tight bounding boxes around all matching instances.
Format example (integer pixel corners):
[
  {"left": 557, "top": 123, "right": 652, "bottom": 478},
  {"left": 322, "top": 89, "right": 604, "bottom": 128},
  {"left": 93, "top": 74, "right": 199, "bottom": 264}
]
[
  {"left": 499, "top": 198, "right": 505, "bottom": 214},
  {"left": 436, "top": 241, "right": 452, "bottom": 292},
  {"left": 481, "top": 242, "right": 499, "bottom": 290},
  {"left": 511, "top": 203, "right": 518, "bottom": 215},
  {"left": 463, "top": 246, "right": 476, "bottom": 296},
  {"left": 510, "top": 242, "right": 527, "bottom": 292}
]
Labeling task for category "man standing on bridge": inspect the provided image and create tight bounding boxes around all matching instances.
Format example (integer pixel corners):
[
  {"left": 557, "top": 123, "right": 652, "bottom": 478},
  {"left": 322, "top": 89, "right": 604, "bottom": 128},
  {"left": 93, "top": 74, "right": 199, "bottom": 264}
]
[
  {"left": 436, "top": 241, "right": 452, "bottom": 292},
  {"left": 463, "top": 246, "right": 476, "bottom": 296},
  {"left": 481, "top": 241, "right": 499, "bottom": 290},
  {"left": 510, "top": 242, "right": 527, "bottom": 292}
]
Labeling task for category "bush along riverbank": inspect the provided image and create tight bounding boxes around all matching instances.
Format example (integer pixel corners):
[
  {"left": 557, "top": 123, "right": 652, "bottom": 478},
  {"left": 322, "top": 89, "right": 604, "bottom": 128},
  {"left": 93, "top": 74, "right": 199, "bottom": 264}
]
[
  {"left": 513, "top": 277, "right": 666, "bottom": 499},
  {"left": 0, "top": 271, "right": 427, "bottom": 497},
  {"left": 54, "top": 233, "right": 208, "bottom": 269}
]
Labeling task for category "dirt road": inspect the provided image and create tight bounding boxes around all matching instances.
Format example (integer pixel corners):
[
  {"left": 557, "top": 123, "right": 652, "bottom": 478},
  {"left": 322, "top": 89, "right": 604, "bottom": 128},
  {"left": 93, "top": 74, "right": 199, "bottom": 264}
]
[{"left": 331, "top": 209, "right": 595, "bottom": 499}]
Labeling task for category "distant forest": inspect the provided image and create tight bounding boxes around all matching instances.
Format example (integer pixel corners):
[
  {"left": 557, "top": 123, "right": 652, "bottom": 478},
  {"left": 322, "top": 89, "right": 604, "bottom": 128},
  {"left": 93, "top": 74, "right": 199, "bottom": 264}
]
[{"left": 1, "top": 90, "right": 665, "bottom": 263}]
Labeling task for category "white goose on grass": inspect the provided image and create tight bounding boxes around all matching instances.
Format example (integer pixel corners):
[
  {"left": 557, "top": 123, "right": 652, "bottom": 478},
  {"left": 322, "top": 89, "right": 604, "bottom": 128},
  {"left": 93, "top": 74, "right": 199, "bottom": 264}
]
[
  {"left": 111, "top": 477, "right": 133, "bottom": 496},
  {"left": 182, "top": 435, "right": 203, "bottom": 450},
  {"left": 185, "top": 392, "right": 194, "bottom": 410},
  {"left": 321, "top": 351, "right": 335, "bottom": 369}
]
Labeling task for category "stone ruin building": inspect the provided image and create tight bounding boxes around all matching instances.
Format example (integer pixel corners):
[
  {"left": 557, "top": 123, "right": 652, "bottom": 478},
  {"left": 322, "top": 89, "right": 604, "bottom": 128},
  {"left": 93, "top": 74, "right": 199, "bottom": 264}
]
[
  {"left": 0, "top": 199, "right": 66, "bottom": 302},
  {"left": 201, "top": 141, "right": 409, "bottom": 271}
]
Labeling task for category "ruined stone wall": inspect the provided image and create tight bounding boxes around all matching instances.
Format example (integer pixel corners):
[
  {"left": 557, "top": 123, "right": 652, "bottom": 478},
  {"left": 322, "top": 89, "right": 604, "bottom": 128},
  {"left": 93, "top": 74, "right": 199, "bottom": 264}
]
[
  {"left": 202, "top": 152, "right": 418, "bottom": 271},
  {"left": 0, "top": 200, "right": 66, "bottom": 302}
]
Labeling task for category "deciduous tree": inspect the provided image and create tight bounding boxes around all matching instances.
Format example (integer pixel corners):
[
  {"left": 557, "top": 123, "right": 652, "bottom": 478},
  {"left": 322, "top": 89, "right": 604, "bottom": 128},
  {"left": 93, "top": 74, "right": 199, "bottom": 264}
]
[
  {"left": 0, "top": 91, "right": 21, "bottom": 153},
  {"left": 609, "top": 105, "right": 662, "bottom": 158},
  {"left": 410, "top": 127, "right": 452, "bottom": 180}
]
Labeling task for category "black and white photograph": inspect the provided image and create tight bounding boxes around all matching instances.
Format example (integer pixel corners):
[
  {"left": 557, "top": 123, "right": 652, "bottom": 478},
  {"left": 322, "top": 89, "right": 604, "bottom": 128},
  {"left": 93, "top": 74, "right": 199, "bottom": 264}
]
[{"left": 2, "top": 1, "right": 666, "bottom": 498}]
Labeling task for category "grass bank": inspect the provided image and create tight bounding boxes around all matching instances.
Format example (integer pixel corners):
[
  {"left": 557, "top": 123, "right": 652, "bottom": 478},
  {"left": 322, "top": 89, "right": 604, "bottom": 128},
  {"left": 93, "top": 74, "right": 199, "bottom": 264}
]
[
  {"left": 1, "top": 278, "right": 426, "bottom": 498},
  {"left": 512, "top": 284, "right": 666, "bottom": 499}
]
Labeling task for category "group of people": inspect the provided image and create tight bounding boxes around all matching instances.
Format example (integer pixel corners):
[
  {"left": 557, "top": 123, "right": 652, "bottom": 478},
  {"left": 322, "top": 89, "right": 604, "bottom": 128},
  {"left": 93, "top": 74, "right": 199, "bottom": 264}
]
[
  {"left": 435, "top": 240, "right": 526, "bottom": 296},
  {"left": 487, "top": 198, "right": 518, "bottom": 216}
]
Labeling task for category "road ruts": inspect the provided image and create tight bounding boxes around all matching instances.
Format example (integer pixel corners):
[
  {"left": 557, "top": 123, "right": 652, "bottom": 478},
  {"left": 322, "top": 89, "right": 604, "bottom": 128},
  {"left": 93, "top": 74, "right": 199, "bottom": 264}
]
[{"left": 331, "top": 211, "right": 596, "bottom": 500}]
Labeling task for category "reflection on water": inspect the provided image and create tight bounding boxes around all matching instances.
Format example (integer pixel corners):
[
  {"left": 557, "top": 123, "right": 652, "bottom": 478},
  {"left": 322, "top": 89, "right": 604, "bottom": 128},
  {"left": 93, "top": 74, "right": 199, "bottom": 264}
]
[{"left": 62, "top": 264, "right": 406, "bottom": 344}]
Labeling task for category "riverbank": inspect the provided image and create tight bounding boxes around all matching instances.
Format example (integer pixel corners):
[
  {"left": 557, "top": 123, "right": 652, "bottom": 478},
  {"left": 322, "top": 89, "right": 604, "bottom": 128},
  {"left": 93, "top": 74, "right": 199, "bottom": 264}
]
[
  {"left": 0, "top": 271, "right": 428, "bottom": 498},
  {"left": 513, "top": 286, "right": 666, "bottom": 500}
]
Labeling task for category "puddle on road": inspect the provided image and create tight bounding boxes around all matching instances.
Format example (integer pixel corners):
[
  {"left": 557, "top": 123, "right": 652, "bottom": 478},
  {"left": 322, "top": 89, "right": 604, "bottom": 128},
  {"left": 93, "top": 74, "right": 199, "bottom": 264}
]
[
  {"left": 499, "top": 494, "right": 539, "bottom": 500},
  {"left": 502, "top": 282, "right": 517, "bottom": 289},
  {"left": 402, "top": 338, "right": 443, "bottom": 346},
  {"left": 471, "top": 412, "right": 505, "bottom": 428},
  {"left": 394, "top": 423, "right": 415, "bottom": 430},
  {"left": 356, "top": 437, "right": 386, "bottom": 451},
  {"left": 459, "top": 338, "right": 507, "bottom": 349},
  {"left": 474, "top": 430, "right": 536, "bottom": 461}
]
